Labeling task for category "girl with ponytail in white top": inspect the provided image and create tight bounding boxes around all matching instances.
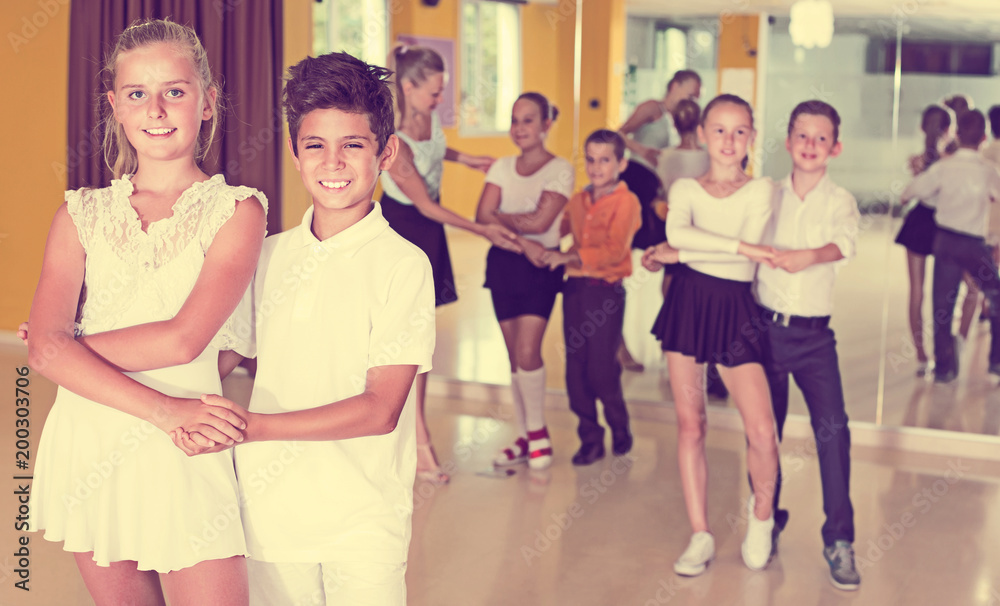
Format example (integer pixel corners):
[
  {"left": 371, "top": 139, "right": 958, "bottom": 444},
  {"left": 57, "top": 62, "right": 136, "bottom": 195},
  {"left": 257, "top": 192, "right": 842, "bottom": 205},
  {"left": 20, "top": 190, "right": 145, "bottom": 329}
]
[
  {"left": 381, "top": 45, "right": 521, "bottom": 485},
  {"left": 475, "top": 92, "right": 574, "bottom": 470},
  {"left": 642, "top": 94, "right": 779, "bottom": 576}
]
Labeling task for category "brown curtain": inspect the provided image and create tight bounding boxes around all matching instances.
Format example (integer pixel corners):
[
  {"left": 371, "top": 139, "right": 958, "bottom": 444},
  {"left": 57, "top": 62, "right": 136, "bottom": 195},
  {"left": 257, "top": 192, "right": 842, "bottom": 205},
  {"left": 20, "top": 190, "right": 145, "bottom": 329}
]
[{"left": 67, "top": 0, "right": 284, "bottom": 235}]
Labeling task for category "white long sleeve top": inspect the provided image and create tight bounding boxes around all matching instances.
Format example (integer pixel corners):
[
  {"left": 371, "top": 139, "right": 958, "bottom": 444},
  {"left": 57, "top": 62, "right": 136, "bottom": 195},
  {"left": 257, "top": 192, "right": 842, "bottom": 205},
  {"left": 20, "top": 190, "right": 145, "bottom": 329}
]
[{"left": 668, "top": 177, "right": 774, "bottom": 282}]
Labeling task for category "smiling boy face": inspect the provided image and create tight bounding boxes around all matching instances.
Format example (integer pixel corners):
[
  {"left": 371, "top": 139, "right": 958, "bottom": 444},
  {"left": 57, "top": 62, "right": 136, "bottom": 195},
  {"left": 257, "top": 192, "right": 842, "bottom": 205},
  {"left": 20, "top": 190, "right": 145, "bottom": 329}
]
[
  {"left": 786, "top": 113, "right": 842, "bottom": 174},
  {"left": 289, "top": 107, "right": 397, "bottom": 220}
]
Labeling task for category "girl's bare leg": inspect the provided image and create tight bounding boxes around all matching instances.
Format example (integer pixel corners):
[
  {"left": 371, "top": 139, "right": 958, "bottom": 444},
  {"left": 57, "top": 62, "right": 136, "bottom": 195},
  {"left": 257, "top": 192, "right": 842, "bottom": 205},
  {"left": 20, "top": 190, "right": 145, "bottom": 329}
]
[
  {"left": 906, "top": 251, "right": 929, "bottom": 364},
  {"left": 717, "top": 363, "right": 778, "bottom": 521},
  {"left": 667, "top": 352, "right": 709, "bottom": 533},
  {"left": 161, "top": 556, "right": 248, "bottom": 606},
  {"left": 74, "top": 554, "right": 166, "bottom": 606}
]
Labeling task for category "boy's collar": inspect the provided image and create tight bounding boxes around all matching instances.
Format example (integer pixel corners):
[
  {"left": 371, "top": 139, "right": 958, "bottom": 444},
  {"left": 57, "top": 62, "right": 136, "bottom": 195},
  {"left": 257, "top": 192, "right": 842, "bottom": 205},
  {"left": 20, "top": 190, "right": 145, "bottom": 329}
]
[
  {"left": 587, "top": 180, "right": 626, "bottom": 200},
  {"left": 296, "top": 201, "right": 387, "bottom": 257},
  {"left": 782, "top": 171, "right": 830, "bottom": 199}
]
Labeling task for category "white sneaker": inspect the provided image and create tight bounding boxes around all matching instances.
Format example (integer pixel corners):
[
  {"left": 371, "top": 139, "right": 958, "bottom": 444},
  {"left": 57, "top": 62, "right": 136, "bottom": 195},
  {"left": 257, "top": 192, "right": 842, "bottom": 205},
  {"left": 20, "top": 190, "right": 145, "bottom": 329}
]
[
  {"left": 742, "top": 495, "right": 774, "bottom": 571},
  {"left": 674, "top": 531, "right": 715, "bottom": 576}
]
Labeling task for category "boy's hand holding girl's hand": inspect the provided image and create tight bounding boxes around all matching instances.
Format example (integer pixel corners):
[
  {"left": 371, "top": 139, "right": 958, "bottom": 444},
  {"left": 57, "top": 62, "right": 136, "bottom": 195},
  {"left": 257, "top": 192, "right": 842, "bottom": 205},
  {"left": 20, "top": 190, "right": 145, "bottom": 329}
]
[
  {"left": 481, "top": 223, "right": 523, "bottom": 253},
  {"left": 738, "top": 242, "right": 777, "bottom": 268},
  {"left": 772, "top": 248, "right": 819, "bottom": 274},
  {"left": 540, "top": 250, "right": 575, "bottom": 271},
  {"left": 161, "top": 395, "right": 248, "bottom": 456},
  {"left": 520, "top": 239, "right": 548, "bottom": 268},
  {"left": 641, "top": 243, "right": 680, "bottom": 272}
]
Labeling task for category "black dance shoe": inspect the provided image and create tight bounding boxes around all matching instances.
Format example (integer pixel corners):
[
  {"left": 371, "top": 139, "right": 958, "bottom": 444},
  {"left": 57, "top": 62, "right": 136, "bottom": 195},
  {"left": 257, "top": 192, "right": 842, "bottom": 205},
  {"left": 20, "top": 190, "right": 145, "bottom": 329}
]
[{"left": 571, "top": 442, "right": 606, "bottom": 466}]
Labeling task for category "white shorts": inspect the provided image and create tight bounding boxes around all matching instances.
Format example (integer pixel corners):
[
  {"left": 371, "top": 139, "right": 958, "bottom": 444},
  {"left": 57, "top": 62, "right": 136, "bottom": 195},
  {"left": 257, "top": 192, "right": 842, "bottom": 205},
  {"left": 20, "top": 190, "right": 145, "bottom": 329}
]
[{"left": 248, "top": 559, "right": 406, "bottom": 606}]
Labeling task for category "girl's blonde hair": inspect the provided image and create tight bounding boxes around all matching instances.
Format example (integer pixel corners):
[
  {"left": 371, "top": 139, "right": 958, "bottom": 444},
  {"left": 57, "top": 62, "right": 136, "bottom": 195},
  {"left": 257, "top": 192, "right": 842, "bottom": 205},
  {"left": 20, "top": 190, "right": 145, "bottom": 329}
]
[
  {"left": 387, "top": 44, "right": 445, "bottom": 129},
  {"left": 101, "top": 19, "right": 222, "bottom": 179}
]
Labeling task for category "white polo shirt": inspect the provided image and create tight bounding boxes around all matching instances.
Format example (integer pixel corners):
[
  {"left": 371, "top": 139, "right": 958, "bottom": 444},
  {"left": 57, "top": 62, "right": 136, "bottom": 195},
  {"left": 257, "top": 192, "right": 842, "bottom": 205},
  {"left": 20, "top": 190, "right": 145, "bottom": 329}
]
[
  {"left": 755, "top": 175, "right": 860, "bottom": 318},
  {"left": 234, "top": 202, "right": 435, "bottom": 564}
]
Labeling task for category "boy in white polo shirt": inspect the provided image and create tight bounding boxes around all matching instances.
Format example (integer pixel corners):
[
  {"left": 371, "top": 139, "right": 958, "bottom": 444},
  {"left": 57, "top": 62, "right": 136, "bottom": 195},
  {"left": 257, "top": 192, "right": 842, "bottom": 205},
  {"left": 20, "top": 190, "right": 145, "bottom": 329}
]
[
  {"left": 902, "top": 109, "right": 1000, "bottom": 383},
  {"left": 181, "top": 52, "right": 434, "bottom": 605}
]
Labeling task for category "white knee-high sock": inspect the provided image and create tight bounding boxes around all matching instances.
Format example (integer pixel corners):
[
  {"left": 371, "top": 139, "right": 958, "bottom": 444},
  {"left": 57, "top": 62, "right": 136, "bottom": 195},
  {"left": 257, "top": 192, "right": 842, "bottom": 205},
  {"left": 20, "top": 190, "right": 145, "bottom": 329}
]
[
  {"left": 519, "top": 366, "right": 547, "bottom": 431},
  {"left": 509, "top": 370, "right": 528, "bottom": 439},
  {"left": 520, "top": 366, "right": 552, "bottom": 468}
]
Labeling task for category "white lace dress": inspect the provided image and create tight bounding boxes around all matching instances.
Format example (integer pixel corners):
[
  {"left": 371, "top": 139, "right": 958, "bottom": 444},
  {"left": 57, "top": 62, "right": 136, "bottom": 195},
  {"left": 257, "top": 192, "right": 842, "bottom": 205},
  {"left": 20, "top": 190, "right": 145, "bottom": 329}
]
[{"left": 29, "top": 174, "right": 265, "bottom": 572}]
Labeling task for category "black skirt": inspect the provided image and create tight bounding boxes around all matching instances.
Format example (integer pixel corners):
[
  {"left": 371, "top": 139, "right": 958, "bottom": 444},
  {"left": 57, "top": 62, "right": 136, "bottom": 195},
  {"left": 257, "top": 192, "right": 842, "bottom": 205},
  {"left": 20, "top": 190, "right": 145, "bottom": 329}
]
[
  {"left": 484, "top": 246, "right": 563, "bottom": 321},
  {"left": 895, "top": 202, "right": 936, "bottom": 256},
  {"left": 651, "top": 265, "right": 764, "bottom": 367},
  {"left": 380, "top": 194, "right": 458, "bottom": 307}
]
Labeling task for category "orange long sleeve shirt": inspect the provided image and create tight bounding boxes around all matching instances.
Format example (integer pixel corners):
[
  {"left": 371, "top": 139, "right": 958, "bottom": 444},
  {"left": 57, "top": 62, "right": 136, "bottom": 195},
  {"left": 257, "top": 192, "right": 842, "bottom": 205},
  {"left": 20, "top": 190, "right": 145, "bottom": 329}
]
[{"left": 561, "top": 181, "right": 642, "bottom": 282}]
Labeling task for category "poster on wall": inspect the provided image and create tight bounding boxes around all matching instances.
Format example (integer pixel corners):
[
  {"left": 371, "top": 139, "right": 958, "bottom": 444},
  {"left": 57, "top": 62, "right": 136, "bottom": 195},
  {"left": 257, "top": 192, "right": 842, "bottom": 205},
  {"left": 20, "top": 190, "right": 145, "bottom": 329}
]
[{"left": 396, "top": 35, "right": 457, "bottom": 128}]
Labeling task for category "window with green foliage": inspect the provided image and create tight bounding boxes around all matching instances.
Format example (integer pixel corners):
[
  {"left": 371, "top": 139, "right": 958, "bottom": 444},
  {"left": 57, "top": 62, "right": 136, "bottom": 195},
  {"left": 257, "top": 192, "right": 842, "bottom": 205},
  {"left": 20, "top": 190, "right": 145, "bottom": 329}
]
[
  {"left": 313, "top": 0, "right": 389, "bottom": 66},
  {"left": 460, "top": 0, "right": 521, "bottom": 134}
]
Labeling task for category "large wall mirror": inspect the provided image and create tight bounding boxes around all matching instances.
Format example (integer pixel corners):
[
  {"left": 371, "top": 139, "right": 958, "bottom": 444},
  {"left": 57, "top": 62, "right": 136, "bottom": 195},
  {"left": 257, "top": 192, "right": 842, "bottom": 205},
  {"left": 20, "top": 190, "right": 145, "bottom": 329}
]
[
  {"left": 431, "top": 2, "right": 1000, "bottom": 445},
  {"left": 614, "top": 8, "right": 1000, "bottom": 440}
]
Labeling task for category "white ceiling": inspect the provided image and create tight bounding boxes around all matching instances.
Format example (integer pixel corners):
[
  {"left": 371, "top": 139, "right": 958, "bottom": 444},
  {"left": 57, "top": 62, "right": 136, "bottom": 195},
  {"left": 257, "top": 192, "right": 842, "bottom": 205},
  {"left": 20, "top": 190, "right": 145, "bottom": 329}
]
[{"left": 627, "top": 0, "right": 1000, "bottom": 22}]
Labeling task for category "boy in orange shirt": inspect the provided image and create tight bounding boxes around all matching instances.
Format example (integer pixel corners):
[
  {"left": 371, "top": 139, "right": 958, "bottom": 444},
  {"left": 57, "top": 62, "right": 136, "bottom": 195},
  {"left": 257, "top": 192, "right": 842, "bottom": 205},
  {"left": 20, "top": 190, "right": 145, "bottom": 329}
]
[{"left": 543, "top": 129, "right": 642, "bottom": 465}]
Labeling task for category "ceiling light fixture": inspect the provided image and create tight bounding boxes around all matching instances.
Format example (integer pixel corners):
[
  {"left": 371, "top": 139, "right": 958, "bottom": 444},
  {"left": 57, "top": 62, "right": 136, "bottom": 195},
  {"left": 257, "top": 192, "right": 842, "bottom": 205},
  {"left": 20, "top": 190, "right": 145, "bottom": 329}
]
[{"left": 789, "top": 0, "right": 834, "bottom": 49}]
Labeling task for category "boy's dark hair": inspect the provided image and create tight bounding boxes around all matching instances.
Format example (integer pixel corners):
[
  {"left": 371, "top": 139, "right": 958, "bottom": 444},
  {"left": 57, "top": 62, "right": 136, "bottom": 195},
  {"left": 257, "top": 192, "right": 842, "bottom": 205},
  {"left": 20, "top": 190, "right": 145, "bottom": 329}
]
[
  {"left": 283, "top": 52, "right": 394, "bottom": 156},
  {"left": 585, "top": 129, "right": 626, "bottom": 161},
  {"left": 788, "top": 99, "right": 841, "bottom": 143},
  {"left": 988, "top": 105, "right": 1000, "bottom": 138},
  {"left": 957, "top": 109, "right": 987, "bottom": 146}
]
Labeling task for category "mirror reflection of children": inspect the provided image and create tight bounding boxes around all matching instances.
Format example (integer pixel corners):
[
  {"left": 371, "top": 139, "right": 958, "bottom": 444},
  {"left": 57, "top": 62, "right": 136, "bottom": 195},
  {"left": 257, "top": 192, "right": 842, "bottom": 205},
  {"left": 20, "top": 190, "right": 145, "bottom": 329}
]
[
  {"left": 617, "top": 70, "right": 702, "bottom": 371},
  {"left": 543, "top": 130, "right": 640, "bottom": 466},
  {"left": 894, "top": 105, "right": 952, "bottom": 376},
  {"left": 902, "top": 109, "right": 1000, "bottom": 384},
  {"left": 475, "top": 92, "right": 573, "bottom": 470}
]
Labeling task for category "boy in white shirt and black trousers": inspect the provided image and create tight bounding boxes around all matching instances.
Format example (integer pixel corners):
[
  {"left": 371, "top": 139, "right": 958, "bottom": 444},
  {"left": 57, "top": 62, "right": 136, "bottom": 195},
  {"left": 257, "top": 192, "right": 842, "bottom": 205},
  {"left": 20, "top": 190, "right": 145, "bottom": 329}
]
[
  {"left": 902, "top": 109, "right": 1000, "bottom": 383},
  {"left": 753, "top": 100, "right": 861, "bottom": 590}
]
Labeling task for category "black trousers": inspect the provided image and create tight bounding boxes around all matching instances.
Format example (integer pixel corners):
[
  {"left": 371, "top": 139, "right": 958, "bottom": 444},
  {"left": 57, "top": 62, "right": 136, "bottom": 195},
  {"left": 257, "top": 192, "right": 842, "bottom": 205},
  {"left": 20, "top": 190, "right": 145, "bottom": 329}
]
[
  {"left": 562, "top": 278, "right": 630, "bottom": 445},
  {"left": 931, "top": 227, "right": 1000, "bottom": 377},
  {"left": 761, "top": 315, "right": 854, "bottom": 546}
]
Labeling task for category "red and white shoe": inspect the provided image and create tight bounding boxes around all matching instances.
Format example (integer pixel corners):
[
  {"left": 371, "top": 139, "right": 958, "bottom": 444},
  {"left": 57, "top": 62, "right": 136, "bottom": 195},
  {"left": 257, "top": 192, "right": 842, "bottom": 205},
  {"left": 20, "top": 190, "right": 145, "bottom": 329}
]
[
  {"left": 527, "top": 427, "right": 553, "bottom": 470},
  {"left": 494, "top": 436, "right": 529, "bottom": 467}
]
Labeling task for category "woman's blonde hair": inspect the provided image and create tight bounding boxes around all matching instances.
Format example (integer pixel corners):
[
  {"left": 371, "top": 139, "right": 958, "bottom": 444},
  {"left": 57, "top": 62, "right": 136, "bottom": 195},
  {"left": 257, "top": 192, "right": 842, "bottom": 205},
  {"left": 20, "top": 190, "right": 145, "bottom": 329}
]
[
  {"left": 387, "top": 44, "right": 445, "bottom": 129},
  {"left": 101, "top": 19, "right": 222, "bottom": 179}
]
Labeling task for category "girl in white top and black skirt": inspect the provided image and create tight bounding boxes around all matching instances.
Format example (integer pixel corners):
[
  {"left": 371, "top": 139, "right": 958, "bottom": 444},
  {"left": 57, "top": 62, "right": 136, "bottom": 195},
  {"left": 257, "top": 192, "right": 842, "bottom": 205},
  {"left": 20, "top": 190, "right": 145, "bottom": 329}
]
[
  {"left": 381, "top": 45, "right": 521, "bottom": 485},
  {"left": 476, "top": 92, "right": 574, "bottom": 470},
  {"left": 642, "top": 94, "right": 779, "bottom": 575}
]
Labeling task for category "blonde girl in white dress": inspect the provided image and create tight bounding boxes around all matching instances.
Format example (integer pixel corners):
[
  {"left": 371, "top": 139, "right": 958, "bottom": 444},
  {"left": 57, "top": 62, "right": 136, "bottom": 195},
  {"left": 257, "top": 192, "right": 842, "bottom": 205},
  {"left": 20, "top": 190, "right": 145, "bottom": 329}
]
[{"left": 27, "top": 20, "right": 265, "bottom": 606}]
